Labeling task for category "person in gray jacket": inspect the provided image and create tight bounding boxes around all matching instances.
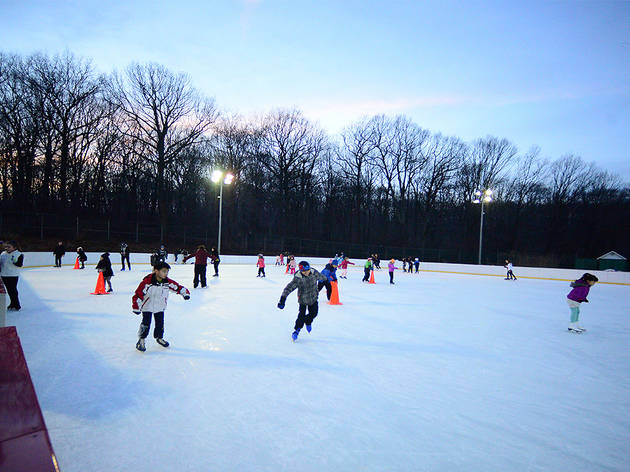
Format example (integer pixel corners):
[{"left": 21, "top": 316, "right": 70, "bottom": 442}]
[
  {"left": 0, "top": 241, "right": 24, "bottom": 310},
  {"left": 278, "top": 260, "right": 332, "bottom": 341}
]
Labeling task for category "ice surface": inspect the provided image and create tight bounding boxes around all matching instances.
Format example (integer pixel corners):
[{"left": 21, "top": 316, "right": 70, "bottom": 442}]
[{"left": 7, "top": 264, "right": 630, "bottom": 471}]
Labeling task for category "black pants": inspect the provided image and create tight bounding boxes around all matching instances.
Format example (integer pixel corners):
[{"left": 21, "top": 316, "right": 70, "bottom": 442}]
[
  {"left": 2, "top": 276, "right": 20, "bottom": 309},
  {"left": 55, "top": 255, "right": 62, "bottom": 267},
  {"left": 507, "top": 270, "right": 516, "bottom": 280},
  {"left": 362, "top": 268, "right": 371, "bottom": 281},
  {"left": 121, "top": 254, "right": 131, "bottom": 270},
  {"left": 389, "top": 272, "right": 394, "bottom": 283},
  {"left": 139, "top": 311, "right": 165, "bottom": 339},
  {"left": 415, "top": 264, "right": 419, "bottom": 273},
  {"left": 294, "top": 302, "right": 318, "bottom": 330},
  {"left": 213, "top": 260, "right": 220, "bottom": 276},
  {"left": 194, "top": 264, "right": 207, "bottom": 288},
  {"left": 258, "top": 267, "right": 265, "bottom": 276}
]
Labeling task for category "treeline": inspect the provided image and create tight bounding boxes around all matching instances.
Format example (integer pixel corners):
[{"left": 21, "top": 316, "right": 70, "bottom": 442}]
[{"left": 1, "top": 51, "right": 629, "bottom": 262}]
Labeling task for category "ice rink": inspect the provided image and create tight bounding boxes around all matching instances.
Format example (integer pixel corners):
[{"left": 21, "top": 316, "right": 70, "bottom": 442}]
[{"left": 7, "top": 262, "right": 630, "bottom": 472}]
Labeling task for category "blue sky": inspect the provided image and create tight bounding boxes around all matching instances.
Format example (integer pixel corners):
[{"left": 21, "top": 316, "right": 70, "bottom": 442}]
[{"left": 1, "top": 0, "right": 629, "bottom": 178}]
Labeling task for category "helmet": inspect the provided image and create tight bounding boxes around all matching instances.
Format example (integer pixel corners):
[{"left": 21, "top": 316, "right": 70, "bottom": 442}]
[{"left": 298, "top": 261, "right": 310, "bottom": 271}]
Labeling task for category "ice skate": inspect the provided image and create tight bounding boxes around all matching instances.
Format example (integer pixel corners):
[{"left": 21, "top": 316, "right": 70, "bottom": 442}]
[
  {"left": 292, "top": 329, "right": 300, "bottom": 341},
  {"left": 156, "top": 338, "right": 170, "bottom": 348},
  {"left": 568, "top": 322, "right": 583, "bottom": 333},
  {"left": 136, "top": 338, "right": 146, "bottom": 351},
  {"left": 306, "top": 324, "right": 312, "bottom": 333}
]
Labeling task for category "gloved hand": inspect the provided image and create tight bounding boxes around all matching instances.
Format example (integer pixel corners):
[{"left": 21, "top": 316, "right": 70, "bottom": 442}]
[
  {"left": 183, "top": 295, "right": 190, "bottom": 300},
  {"left": 133, "top": 310, "right": 141, "bottom": 315},
  {"left": 583, "top": 299, "right": 589, "bottom": 303},
  {"left": 277, "top": 297, "right": 286, "bottom": 309}
]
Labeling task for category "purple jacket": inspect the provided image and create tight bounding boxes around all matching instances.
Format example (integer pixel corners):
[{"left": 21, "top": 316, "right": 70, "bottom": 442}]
[
  {"left": 567, "top": 280, "right": 590, "bottom": 303},
  {"left": 388, "top": 263, "right": 398, "bottom": 273}
]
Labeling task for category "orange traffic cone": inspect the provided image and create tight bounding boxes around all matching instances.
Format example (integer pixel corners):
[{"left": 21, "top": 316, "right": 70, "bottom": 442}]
[
  {"left": 369, "top": 269, "right": 376, "bottom": 284},
  {"left": 73, "top": 257, "right": 80, "bottom": 270},
  {"left": 285, "top": 264, "right": 289, "bottom": 274},
  {"left": 91, "top": 272, "right": 109, "bottom": 295},
  {"left": 328, "top": 280, "right": 343, "bottom": 305}
]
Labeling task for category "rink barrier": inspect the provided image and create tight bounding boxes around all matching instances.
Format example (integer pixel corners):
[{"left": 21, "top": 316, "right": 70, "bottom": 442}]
[
  {"left": 0, "top": 278, "right": 6, "bottom": 327},
  {"left": 18, "top": 253, "right": 630, "bottom": 286},
  {"left": 0, "top": 326, "right": 61, "bottom": 472}
]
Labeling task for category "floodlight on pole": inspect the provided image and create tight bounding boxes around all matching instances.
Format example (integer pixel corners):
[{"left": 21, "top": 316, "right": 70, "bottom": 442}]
[
  {"left": 472, "top": 188, "right": 493, "bottom": 265},
  {"left": 210, "top": 169, "right": 235, "bottom": 255}
]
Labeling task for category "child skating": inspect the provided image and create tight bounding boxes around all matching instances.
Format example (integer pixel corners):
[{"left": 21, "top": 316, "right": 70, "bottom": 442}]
[
  {"left": 132, "top": 261, "right": 190, "bottom": 351},
  {"left": 338, "top": 257, "right": 355, "bottom": 279},
  {"left": 504, "top": 260, "right": 517, "bottom": 280},
  {"left": 566, "top": 273, "right": 598, "bottom": 333},
  {"left": 96, "top": 252, "right": 114, "bottom": 292},
  {"left": 183, "top": 245, "right": 213, "bottom": 288},
  {"left": 257, "top": 254, "right": 266, "bottom": 277},
  {"left": 289, "top": 257, "right": 297, "bottom": 275},
  {"left": 388, "top": 259, "right": 399, "bottom": 284},
  {"left": 277, "top": 261, "right": 331, "bottom": 341},
  {"left": 77, "top": 247, "right": 87, "bottom": 269},
  {"left": 362, "top": 257, "right": 373, "bottom": 282}
]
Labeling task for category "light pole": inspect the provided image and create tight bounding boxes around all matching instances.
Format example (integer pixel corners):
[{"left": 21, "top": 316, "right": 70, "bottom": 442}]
[
  {"left": 211, "top": 170, "right": 235, "bottom": 255},
  {"left": 472, "top": 189, "right": 493, "bottom": 265}
]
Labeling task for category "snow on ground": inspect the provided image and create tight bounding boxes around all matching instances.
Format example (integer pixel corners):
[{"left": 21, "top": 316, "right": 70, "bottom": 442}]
[{"left": 7, "top": 263, "right": 630, "bottom": 472}]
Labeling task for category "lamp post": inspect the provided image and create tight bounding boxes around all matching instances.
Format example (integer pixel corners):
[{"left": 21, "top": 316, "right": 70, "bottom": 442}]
[
  {"left": 472, "top": 189, "right": 493, "bottom": 265},
  {"left": 211, "top": 170, "right": 235, "bottom": 255}
]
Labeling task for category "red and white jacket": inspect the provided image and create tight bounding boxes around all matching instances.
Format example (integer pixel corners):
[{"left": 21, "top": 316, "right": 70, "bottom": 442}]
[
  {"left": 257, "top": 257, "right": 266, "bottom": 268},
  {"left": 132, "top": 273, "right": 190, "bottom": 313},
  {"left": 339, "top": 259, "right": 355, "bottom": 269}
]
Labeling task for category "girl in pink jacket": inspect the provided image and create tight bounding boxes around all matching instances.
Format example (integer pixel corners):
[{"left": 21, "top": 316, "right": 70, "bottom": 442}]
[{"left": 257, "top": 254, "right": 266, "bottom": 277}]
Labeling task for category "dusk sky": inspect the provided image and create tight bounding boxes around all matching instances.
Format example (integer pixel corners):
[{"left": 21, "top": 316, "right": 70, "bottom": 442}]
[{"left": 2, "top": 0, "right": 629, "bottom": 179}]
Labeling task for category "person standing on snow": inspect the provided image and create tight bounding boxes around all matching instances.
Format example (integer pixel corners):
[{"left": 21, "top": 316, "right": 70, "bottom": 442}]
[
  {"left": 388, "top": 259, "right": 400, "bottom": 284},
  {"left": 120, "top": 243, "right": 131, "bottom": 271},
  {"left": 277, "top": 260, "right": 331, "bottom": 341},
  {"left": 183, "top": 245, "right": 213, "bottom": 288},
  {"left": 210, "top": 246, "right": 220, "bottom": 277}
]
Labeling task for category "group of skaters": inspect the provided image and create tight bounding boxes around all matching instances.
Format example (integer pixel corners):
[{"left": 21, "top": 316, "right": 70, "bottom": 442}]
[{"left": 1, "top": 239, "right": 603, "bottom": 349}]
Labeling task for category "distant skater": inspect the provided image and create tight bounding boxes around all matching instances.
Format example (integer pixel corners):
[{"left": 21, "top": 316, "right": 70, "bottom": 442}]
[
  {"left": 414, "top": 257, "right": 420, "bottom": 273},
  {"left": 504, "top": 260, "right": 517, "bottom": 280},
  {"left": 388, "top": 259, "right": 399, "bottom": 284},
  {"left": 257, "top": 254, "right": 266, "bottom": 277},
  {"left": 567, "top": 273, "right": 598, "bottom": 333},
  {"left": 96, "top": 252, "right": 114, "bottom": 292},
  {"left": 120, "top": 243, "right": 131, "bottom": 271},
  {"left": 132, "top": 262, "right": 190, "bottom": 352},
  {"left": 77, "top": 247, "right": 88, "bottom": 269},
  {"left": 53, "top": 241, "right": 65, "bottom": 268},
  {"left": 277, "top": 260, "right": 331, "bottom": 341},
  {"left": 362, "top": 257, "right": 373, "bottom": 282},
  {"left": 338, "top": 256, "right": 355, "bottom": 279},
  {"left": 211, "top": 246, "right": 220, "bottom": 277},
  {"left": 183, "top": 245, "right": 213, "bottom": 288}
]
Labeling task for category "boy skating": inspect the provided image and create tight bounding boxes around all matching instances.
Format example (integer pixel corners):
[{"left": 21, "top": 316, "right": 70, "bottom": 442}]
[
  {"left": 257, "top": 254, "right": 266, "bottom": 277},
  {"left": 132, "top": 262, "right": 190, "bottom": 351},
  {"left": 277, "top": 261, "right": 331, "bottom": 341}
]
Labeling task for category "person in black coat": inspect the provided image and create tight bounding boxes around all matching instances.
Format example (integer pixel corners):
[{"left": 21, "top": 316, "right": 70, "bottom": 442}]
[
  {"left": 96, "top": 252, "right": 114, "bottom": 292},
  {"left": 120, "top": 243, "right": 131, "bottom": 271},
  {"left": 53, "top": 241, "right": 66, "bottom": 268},
  {"left": 210, "top": 246, "right": 220, "bottom": 277},
  {"left": 77, "top": 247, "right": 88, "bottom": 269}
]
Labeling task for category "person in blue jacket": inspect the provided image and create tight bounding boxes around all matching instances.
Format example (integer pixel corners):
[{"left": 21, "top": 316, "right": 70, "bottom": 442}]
[{"left": 318, "top": 260, "right": 339, "bottom": 291}]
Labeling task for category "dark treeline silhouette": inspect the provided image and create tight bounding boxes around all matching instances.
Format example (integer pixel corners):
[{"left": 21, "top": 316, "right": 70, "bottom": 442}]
[{"left": 1, "top": 51, "right": 628, "bottom": 265}]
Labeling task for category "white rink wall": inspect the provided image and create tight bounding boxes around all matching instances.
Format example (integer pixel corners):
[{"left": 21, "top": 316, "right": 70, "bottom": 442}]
[{"left": 16, "top": 252, "right": 630, "bottom": 285}]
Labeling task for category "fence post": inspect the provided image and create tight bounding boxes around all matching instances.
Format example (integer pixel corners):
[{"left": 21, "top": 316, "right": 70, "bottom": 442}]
[
  {"left": 136, "top": 222, "right": 139, "bottom": 243},
  {"left": 40, "top": 214, "right": 44, "bottom": 240},
  {"left": 76, "top": 217, "right": 79, "bottom": 239},
  {"left": 205, "top": 230, "right": 208, "bottom": 246},
  {"left": 160, "top": 224, "right": 164, "bottom": 243},
  {"left": 183, "top": 227, "right": 186, "bottom": 247},
  {"left": 107, "top": 219, "right": 110, "bottom": 241}
]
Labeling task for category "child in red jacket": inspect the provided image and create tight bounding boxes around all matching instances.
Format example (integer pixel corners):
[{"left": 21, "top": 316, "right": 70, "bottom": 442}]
[
  {"left": 339, "top": 257, "right": 355, "bottom": 279},
  {"left": 256, "top": 254, "right": 266, "bottom": 277},
  {"left": 132, "top": 262, "right": 190, "bottom": 352}
]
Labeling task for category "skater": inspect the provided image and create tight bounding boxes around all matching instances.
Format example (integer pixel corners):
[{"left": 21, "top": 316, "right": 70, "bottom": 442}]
[
  {"left": 338, "top": 256, "right": 355, "bottom": 279},
  {"left": 275, "top": 254, "right": 282, "bottom": 266},
  {"left": 388, "top": 259, "right": 399, "bottom": 284},
  {"left": 95, "top": 252, "right": 114, "bottom": 292},
  {"left": 362, "top": 257, "right": 373, "bottom": 282},
  {"left": 210, "top": 246, "right": 220, "bottom": 277},
  {"left": 289, "top": 257, "right": 297, "bottom": 275},
  {"left": 77, "top": 247, "right": 87, "bottom": 269},
  {"left": 414, "top": 257, "right": 420, "bottom": 273},
  {"left": 157, "top": 245, "right": 168, "bottom": 264},
  {"left": 0, "top": 241, "right": 24, "bottom": 311},
  {"left": 504, "top": 260, "right": 517, "bottom": 280},
  {"left": 256, "top": 254, "right": 266, "bottom": 277},
  {"left": 373, "top": 254, "right": 381, "bottom": 270},
  {"left": 183, "top": 245, "right": 212, "bottom": 288},
  {"left": 567, "top": 273, "right": 598, "bottom": 333},
  {"left": 120, "top": 243, "right": 131, "bottom": 271},
  {"left": 132, "top": 261, "right": 190, "bottom": 352},
  {"left": 277, "top": 260, "right": 331, "bottom": 341},
  {"left": 53, "top": 241, "right": 65, "bottom": 267},
  {"left": 180, "top": 249, "right": 190, "bottom": 263},
  {"left": 319, "top": 260, "right": 338, "bottom": 290}
]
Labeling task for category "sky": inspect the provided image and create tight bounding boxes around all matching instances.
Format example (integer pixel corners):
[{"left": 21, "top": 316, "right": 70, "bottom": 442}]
[{"left": 1, "top": 0, "right": 629, "bottom": 179}]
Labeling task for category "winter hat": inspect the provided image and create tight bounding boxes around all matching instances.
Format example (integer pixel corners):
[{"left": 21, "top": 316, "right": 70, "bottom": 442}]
[{"left": 298, "top": 261, "right": 310, "bottom": 271}]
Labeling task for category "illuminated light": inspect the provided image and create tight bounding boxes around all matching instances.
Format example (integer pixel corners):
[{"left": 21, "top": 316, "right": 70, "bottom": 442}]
[
  {"left": 474, "top": 190, "right": 482, "bottom": 197},
  {"left": 485, "top": 189, "right": 493, "bottom": 196},
  {"left": 484, "top": 196, "right": 492, "bottom": 202},
  {"left": 224, "top": 173, "right": 235, "bottom": 185},
  {"left": 211, "top": 170, "right": 223, "bottom": 183},
  {"left": 473, "top": 199, "right": 481, "bottom": 204}
]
